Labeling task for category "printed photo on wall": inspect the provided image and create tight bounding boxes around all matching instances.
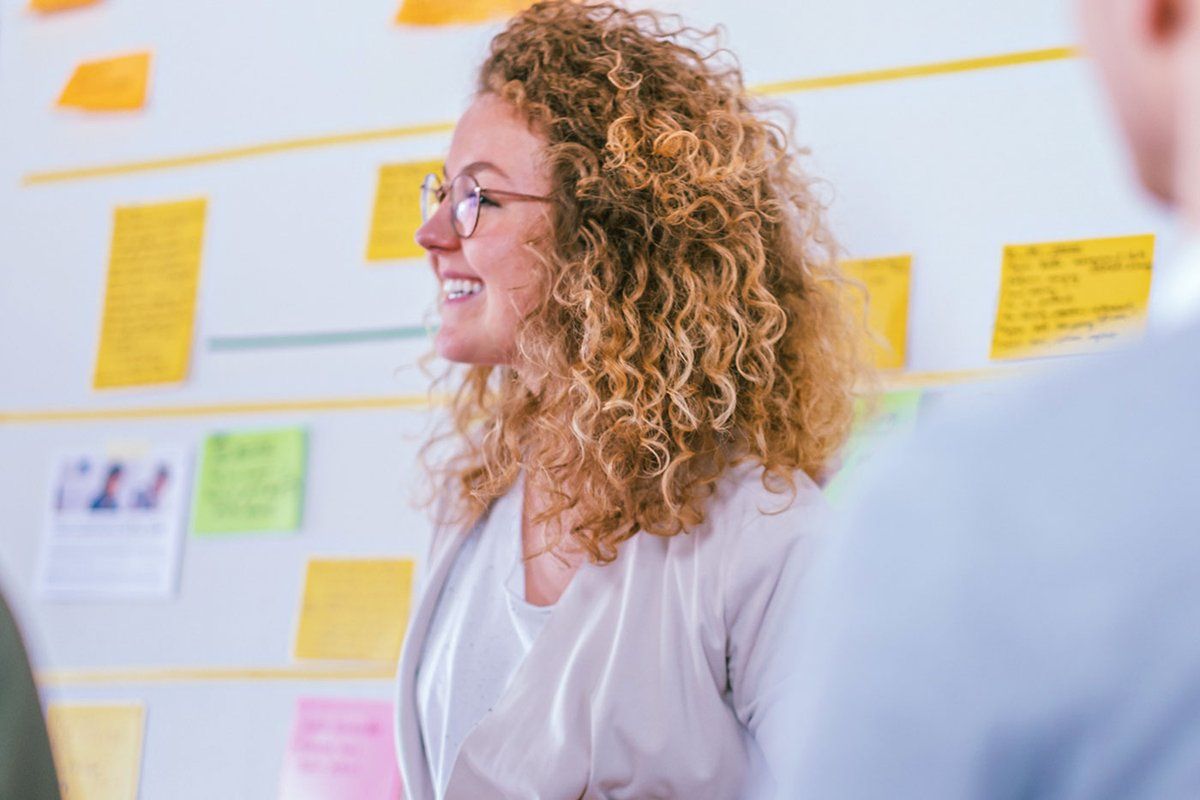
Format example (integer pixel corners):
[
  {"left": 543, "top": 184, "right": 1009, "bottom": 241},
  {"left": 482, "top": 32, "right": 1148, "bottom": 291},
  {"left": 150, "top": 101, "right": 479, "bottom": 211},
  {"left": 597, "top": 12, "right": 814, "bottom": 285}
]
[{"left": 37, "top": 448, "right": 190, "bottom": 600}]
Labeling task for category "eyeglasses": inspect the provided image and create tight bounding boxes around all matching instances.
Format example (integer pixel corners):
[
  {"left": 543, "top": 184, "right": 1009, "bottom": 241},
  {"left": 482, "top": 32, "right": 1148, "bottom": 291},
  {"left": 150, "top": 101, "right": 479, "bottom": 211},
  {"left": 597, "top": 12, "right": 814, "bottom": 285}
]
[{"left": 420, "top": 172, "right": 552, "bottom": 239}]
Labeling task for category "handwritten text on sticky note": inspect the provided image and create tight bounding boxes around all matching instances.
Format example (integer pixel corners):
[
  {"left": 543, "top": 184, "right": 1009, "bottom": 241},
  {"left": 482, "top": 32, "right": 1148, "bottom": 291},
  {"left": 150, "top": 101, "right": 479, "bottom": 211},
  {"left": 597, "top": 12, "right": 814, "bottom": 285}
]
[
  {"left": 991, "top": 234, "right": 1154, "bottom": 360},
  {"left": 192, "top": 427, "right": 307, "bottom": 535},
  {"left": 278, "top": 698, "right": 403, "bottom": 799},
  {"left": 93, "top": 198, "right": 206, "bottom": 389}
]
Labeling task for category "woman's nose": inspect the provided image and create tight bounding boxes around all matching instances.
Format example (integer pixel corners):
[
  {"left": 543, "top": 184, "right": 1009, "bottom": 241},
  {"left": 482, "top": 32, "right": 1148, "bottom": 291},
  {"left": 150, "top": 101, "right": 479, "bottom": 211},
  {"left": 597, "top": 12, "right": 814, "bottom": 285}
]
[{"left": 415, "top": 200, "right": 459, "bottom": 253}]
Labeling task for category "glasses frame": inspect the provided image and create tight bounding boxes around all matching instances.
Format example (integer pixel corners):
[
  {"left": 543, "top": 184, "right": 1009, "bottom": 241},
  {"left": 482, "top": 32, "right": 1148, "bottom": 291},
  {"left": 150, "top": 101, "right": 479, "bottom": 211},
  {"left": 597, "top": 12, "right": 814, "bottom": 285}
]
[{"left": 420, "top": 172, "right": 552, "bottom": 239}]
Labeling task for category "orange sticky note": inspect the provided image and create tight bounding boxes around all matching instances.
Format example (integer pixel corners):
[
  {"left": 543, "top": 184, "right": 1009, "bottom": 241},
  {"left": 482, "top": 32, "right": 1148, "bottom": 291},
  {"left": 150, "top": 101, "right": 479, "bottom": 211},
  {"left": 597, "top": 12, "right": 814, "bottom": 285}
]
[
  {"left": 58, "top": 52, "right": 150, "bottom": 112},
  {"left": 842, "top": 254, "right": 912, "bottom": 370},
  {"left": 990, "top": 234, "right": 1155, "bottom": 360},
  {"left": 31, "top": 0, "right": 100, "bottom": 12},
  {"left": 294, "top": 559, "right": 415, "bottom": 662},
  {"left": 396, "top": 0, "right": 531, "bottom": 26},
  {"left": 366, "top": 160, "right": 442, "bottom": 262},
  {"left": 93, "top": 198, "right": 206, "bottom": 390}
]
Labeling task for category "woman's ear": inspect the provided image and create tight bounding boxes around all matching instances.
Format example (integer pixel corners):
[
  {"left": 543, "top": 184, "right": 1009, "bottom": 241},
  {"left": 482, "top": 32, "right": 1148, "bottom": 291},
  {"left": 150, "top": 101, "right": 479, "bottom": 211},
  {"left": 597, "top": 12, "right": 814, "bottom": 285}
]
[{"left": 1145, "top": 0, "right": 1188, "bottom": 44}]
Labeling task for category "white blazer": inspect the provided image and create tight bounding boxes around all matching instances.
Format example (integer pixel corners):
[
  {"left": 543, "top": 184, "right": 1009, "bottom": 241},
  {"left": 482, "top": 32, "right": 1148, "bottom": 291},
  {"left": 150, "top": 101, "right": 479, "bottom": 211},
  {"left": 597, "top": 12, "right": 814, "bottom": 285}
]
[{"left": 394, "top": 461, "right": 829, "bottom": 799}]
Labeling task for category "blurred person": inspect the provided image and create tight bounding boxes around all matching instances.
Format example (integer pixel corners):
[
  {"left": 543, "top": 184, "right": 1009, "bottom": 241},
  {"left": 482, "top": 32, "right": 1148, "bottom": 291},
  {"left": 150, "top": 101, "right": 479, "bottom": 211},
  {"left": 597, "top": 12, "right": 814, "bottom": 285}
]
[
  {"left": 394, "top": 2, "right": 870, "bottom": 797},
  {"left": 783, "top": 0, "right": 1200, "bottom": 796},
  {"left": 0, "top": 590, "right": 60, "bottom": 799},
  {"left": 88, "top": 464, "right": 122, "bottom": 511},
  {"left": 132, "top": 465, "right": 170, "bottom": 511}
]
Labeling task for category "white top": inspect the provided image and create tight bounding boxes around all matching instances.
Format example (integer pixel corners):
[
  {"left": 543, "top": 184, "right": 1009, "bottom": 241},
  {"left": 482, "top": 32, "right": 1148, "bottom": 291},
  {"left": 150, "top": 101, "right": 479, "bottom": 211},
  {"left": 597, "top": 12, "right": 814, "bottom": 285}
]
[
  {"left": 414, "top": 474, "right": 553, "bottom": 799},
  {"left": 396, "top": 461, "right": 830, "bottom": 799}
]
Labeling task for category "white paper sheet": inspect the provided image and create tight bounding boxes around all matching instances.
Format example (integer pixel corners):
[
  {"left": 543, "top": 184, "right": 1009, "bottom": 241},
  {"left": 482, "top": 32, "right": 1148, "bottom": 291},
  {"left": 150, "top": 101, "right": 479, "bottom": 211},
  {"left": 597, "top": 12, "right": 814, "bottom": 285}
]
[{"left": 37, "top": 448, "right": 189, "bottom": 600}]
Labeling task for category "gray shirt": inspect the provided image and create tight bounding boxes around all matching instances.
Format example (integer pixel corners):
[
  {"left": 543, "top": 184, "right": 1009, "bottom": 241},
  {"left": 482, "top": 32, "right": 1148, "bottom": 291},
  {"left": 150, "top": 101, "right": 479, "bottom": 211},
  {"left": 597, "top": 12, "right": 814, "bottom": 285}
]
[{"left": 784, "top": 270, "right": 1200, "bottom": 798}]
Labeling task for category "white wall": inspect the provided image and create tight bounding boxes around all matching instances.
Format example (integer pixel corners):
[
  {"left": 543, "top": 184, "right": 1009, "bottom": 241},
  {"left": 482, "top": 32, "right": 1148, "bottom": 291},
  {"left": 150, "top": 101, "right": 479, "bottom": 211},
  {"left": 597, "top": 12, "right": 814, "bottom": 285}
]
[{"left": 0, "top": 0, "right": 1176, "bottom": 796}]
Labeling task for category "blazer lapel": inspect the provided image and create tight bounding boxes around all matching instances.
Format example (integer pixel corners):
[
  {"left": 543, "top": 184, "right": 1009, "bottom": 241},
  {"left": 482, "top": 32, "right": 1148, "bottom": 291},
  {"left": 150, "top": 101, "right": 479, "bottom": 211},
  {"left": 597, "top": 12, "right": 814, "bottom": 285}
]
[
  {"left": 394, "top": 519, "right": 476, "bottom": 800},
  {"left": 440, "top": 550, "right": 614, "bottom": 798}
]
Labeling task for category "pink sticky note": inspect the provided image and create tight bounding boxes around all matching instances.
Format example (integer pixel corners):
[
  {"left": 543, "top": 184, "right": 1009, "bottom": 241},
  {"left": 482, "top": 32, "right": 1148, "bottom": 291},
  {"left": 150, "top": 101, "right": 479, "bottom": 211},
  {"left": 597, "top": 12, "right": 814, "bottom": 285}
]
[{"left": 279, "top": 698, "right": 402, "bottom": 799}]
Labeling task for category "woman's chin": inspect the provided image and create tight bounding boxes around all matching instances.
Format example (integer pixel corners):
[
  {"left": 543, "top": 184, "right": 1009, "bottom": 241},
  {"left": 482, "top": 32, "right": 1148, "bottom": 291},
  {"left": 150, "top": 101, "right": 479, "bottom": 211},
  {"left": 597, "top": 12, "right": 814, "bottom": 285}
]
[
  {"left": 435, "top": 331, "right": 492, "bottom": 366},
  {"left": 434, "top": 333, "right": 471, "bottom": 364}
]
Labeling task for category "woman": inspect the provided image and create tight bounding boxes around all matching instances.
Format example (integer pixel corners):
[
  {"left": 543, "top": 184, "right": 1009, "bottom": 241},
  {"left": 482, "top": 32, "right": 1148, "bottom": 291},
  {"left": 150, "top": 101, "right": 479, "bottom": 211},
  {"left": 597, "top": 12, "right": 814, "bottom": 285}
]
[{"left": 396, "top": 2, "right": 867, "bottom": 797}]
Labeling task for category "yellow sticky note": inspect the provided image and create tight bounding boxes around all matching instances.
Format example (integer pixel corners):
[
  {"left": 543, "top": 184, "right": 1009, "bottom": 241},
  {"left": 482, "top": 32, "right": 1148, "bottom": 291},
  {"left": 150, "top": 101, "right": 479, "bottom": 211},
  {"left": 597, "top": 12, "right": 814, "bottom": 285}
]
[
  {"left": 366, "top": 160, "right": 441, "bottom": 262},
  {"left": 991, "top": 234, "right": 1155, "bottom": 360},
  {"left": 842, "top": 254, "right": 912, "bottom": 370},
  {"left": 47, "top": 704, "right": 144, "bottom": 800},
  {"left": 396, "top": 0, "right": 531, "bottom": 26},
  {"left": 294, "top": 558, "right": 415, "bottom": 662},
  {"left": 93, "top": 198, "right": 206, "bottom": 389},
  {"left": 31, "top": 0, "right": 100, "bottom": 12},
  {"left": 58, "top": 52, "right": 150, "bottom": 112}
]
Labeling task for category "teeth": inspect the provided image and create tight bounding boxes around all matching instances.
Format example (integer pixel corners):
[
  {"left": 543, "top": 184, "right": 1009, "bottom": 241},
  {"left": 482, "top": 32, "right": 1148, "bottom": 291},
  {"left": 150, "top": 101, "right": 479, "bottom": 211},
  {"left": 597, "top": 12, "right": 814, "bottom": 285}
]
[{"left": 441, "top": 278, "right": 484, "bottom": 300}]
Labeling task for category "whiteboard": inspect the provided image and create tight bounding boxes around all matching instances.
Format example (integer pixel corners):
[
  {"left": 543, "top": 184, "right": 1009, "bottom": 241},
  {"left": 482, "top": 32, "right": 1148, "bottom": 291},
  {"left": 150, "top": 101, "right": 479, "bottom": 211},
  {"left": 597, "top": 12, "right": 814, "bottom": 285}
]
[{"left": 0, "top": 0, "right": 1178, "bottom": 796}]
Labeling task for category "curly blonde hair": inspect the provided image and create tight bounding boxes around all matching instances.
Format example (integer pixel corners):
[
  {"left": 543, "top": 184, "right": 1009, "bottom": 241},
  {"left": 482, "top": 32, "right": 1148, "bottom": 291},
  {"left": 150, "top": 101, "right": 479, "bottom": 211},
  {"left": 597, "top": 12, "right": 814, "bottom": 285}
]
[{"left": 424, "top": 0, "right": 870, "bottom": 562}]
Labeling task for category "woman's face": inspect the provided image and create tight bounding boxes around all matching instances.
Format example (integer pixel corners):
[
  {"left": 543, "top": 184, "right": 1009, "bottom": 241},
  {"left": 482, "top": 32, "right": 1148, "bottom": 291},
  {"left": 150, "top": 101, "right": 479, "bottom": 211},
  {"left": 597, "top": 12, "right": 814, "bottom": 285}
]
[{"left": 416, "top": 93, "right": 553, "bottom": 365}]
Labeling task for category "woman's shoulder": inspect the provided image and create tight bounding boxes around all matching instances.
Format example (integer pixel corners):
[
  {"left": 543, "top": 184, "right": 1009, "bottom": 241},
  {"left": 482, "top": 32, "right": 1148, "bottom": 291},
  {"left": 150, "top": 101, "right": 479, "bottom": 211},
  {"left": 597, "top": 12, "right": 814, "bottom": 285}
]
[
  {"left": 702, "top": 459, "right": 831, "bottom": 539},
  {"left": 673, "top": 461, "right": 831, "bottom": 635},
  {"left": 646, "top": 459, "right": 831, "bottom": 584}
]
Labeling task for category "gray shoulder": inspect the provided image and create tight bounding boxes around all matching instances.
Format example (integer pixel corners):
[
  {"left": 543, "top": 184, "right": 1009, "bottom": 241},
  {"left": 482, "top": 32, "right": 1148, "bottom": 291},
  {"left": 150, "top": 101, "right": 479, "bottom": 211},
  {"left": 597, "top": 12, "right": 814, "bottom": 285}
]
[
  {"left": 928, "top": 325, "right": 1200, "bottom": 471},
  {"left": 838, "top": 325, "right": 1200, "bottom": 596}
]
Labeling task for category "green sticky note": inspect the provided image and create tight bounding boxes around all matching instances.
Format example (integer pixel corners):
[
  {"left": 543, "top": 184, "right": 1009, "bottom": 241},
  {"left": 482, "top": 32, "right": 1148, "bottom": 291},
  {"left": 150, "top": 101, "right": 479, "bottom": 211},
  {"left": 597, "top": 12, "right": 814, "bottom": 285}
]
[
  {"left": 825, "top": 390, "right": 923, "bottom": 506},
  {"left": 857, "top": 389, "right": 924, "bottom": 438},
  {"left": 192, "top": 427, "right": 307, "bottom": 535}
]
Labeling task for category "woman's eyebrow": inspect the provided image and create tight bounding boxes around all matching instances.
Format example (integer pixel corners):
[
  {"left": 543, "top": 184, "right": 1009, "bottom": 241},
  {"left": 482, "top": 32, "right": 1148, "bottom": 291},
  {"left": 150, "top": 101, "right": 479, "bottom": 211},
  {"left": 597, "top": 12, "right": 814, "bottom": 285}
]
[{"left": 444, "top": 160, "right": 511, "bottom": 180}]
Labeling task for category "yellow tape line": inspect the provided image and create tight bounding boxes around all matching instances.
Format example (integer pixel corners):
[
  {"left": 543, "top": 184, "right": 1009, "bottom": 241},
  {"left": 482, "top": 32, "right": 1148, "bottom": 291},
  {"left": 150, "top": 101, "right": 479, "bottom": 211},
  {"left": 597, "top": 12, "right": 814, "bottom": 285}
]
[
  {"left": 0, "top": 370, "right": 1036, "bottom": 426},
  {"left": 0, "top": 393, "right": 442, "bottom": 425},
  {"left": 754, "top": 45, "right": 1080, "bottom": 96},
  {"left": 882, "top": 365, "right": 1036, "bottom": 391},
  {"left": 22, "top": 46, "right": 1078, "bottom": 186},
  {"left": 38, "top": 664, "right": 396, "bottom": 686},
  {"left": 22, "top": 120, "right": 456, "bottom": 185}
]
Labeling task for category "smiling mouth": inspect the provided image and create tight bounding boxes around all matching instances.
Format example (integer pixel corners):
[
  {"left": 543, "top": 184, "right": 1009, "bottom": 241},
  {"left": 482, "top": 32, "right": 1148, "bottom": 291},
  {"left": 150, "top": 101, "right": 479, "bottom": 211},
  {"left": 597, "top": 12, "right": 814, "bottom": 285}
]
[{"left": 442, "top": 278, "right": 484, "bottom": 302}]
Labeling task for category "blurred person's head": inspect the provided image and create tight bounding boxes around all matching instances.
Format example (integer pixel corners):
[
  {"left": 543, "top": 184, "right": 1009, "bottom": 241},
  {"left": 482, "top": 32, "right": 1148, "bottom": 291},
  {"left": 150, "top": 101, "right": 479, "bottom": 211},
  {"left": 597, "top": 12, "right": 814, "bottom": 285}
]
[
  {"left": 1079, "top": 0, "right": 1200, "bottom": 222},
  {"left": 419, "top": 0, "right": 867, "bottom": 560}
]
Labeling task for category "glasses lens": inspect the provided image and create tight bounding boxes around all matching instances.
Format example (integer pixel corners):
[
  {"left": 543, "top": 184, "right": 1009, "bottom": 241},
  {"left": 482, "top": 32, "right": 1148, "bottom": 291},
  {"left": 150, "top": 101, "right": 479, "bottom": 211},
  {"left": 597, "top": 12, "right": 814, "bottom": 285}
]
[
  {"left": 450, "top": 174, "right": 481, "bottom": 238},
  {"left": 420, "top": 174, "right": 442, "bottom": 223}
]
